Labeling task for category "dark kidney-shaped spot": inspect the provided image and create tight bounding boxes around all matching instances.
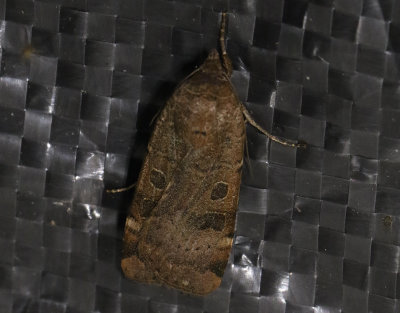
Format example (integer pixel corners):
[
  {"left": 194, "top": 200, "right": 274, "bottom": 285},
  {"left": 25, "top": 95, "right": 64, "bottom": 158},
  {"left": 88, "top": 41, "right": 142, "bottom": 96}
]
[
  {"left": 211, "top": 182, "right": 228, "bottom": 200},
  {"left": 150, "top": 169, "right": 166, "bottom": 189},
  {"left": 189, "top": 212, "right": 225, "bottom": 231}
]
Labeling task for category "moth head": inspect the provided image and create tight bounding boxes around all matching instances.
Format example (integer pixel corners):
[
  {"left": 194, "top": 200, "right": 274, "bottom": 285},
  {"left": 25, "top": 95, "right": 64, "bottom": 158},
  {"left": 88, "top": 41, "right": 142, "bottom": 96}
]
[
  {"left": 207, "top": 49, "right": 220, "bottom": 61},
  {"left": 202, "top": 49, "right": 232, "bottom": 77}
]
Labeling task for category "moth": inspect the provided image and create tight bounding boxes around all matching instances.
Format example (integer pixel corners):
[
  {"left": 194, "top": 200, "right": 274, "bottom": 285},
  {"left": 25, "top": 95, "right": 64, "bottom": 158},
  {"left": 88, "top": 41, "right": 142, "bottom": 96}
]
[{"left": 121, "top": 13, "right": 301, "bottom": 295}]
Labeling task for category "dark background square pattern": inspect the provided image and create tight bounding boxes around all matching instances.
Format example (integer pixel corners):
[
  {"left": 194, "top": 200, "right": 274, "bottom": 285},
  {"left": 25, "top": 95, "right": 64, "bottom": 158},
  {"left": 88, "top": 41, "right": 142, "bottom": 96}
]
[{"left": 1, "top": 0, "right": 400, "bottom": 312}]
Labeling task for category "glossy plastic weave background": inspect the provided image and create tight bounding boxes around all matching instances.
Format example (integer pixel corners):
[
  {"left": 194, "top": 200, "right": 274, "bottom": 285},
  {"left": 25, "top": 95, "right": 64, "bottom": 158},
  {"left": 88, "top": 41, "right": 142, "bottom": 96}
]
[{"left": 1, "top": 0, "right": 400, "bottom": 312}]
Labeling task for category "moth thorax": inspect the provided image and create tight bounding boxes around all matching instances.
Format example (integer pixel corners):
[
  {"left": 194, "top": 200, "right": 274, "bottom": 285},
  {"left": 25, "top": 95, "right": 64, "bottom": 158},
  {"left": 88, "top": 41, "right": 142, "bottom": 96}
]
[
  {"left": 174, "top": 100, "right": 219, "bottom": 148},
  {"left": 201, "top": 49, "right": 228, "bottom": 76}
]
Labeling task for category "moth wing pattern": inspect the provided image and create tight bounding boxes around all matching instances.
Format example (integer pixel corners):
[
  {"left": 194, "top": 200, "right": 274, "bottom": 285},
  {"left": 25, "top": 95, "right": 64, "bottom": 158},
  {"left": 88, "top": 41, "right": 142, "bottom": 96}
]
[
  {"left": 121, "top": 93, "right": 182, "bottom": 283},
  {"left": 121, "top": 50, "right": 246, "bottom": 295}
]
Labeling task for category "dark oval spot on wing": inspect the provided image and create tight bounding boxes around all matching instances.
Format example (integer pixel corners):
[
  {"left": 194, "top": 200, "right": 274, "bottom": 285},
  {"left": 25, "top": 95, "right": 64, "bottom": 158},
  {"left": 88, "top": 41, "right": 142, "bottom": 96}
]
[
  {"left": 190, "top": 212, "right": 225, "bottom": 231},
  {"left": 150, "top": 169, "right": 166, "bottom": 189},
  {"left": 211, "top": 182, "right": 228, "bottom": 200},
  {"left": 142, "top": 198, "right": 157, "bottom": 217}
]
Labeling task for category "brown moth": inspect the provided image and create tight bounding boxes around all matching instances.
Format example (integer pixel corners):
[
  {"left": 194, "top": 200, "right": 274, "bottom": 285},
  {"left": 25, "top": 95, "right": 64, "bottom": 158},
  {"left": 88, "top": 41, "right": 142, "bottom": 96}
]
[{"left": 121, "top": 13, "right": 301, "bottom": 295}]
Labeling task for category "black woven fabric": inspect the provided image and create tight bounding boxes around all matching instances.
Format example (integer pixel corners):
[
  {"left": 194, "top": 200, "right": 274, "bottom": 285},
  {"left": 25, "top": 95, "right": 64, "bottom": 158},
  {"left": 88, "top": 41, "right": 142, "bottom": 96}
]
[{"left": 1, "top": 0, "right": 399, "bottom": 312}]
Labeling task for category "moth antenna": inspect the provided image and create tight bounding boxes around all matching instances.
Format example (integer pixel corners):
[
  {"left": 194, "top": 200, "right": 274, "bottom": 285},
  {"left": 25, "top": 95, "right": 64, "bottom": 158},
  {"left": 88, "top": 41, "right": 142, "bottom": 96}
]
[
  {"left": 106, "top": 182, "right": 136, "bottom": 194},
  {"left": 241, "top": 105, "right": 306, "bottom": 148},
  {"left": 220, "top": 12, "right": 232, "bottom": 75},
  {"left": 220, "top": 12, "right": 227, "bottom": 56}
]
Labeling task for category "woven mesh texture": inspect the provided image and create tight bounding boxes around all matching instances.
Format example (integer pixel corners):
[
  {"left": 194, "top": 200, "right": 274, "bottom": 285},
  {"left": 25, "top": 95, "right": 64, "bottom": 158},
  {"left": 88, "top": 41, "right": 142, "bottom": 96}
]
[{"left": 1, "top": 0, "right": 400, "bottom": 312}]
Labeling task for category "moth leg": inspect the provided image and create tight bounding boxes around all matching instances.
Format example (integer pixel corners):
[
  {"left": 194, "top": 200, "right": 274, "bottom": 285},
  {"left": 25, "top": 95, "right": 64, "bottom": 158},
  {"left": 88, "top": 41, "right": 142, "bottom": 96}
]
[
  {"left": 106, "top": 182, "right": 136, "bottom": 194},
  {"left": 149, "top": 106, "right": 164, "bottom": 126},
  {"left": 243, "top": 136, "right": 253, "bottom": 178},
  {"left": 241, "top": 105, "right": 306, "bottom": 148}
]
